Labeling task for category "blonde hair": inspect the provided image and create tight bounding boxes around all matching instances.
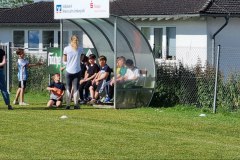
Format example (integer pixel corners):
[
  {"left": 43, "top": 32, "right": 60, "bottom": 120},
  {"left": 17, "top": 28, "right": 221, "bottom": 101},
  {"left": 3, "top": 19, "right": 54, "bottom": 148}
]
[
  {"left": 51, "top": 73, "right": 60, "bottom": 80},
  {"left": 71, "top": 35, "right": 79, "bottom": 41}
]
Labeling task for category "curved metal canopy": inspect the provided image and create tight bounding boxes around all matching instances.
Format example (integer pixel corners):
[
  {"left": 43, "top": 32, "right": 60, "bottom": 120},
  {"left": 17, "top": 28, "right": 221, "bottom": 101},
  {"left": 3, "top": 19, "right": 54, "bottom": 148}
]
[{"left": 64, "top": 15, "right": 155, "bottom": 108}]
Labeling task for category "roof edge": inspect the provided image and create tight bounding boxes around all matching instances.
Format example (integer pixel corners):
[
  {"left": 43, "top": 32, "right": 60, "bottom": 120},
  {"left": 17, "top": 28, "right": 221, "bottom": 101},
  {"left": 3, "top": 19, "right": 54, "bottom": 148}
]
[
  {"left": 200, "top": 13, "right": 240, "bottom": 17},
  {"left": 121, "top": 14, "right": 201, "bottom": 18},
  {"left": 199, "top": 0, "right": 213, "bottom": 12}
]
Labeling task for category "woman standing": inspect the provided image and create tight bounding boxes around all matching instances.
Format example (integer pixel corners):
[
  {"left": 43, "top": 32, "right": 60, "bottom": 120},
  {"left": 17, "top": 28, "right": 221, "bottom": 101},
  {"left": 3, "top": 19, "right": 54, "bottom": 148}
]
[
  {"left": 0, "top": 49, "right": 13, "bottom": 110},
  {"left": 63, "top": 35, "right": 83, "bottom": 109}
]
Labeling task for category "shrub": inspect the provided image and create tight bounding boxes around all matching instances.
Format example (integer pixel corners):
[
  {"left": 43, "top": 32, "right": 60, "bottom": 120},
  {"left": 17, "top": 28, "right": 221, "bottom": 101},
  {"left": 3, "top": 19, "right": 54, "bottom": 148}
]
[{"left": 151, "top": 61, "right": 240, "bottom": 112}]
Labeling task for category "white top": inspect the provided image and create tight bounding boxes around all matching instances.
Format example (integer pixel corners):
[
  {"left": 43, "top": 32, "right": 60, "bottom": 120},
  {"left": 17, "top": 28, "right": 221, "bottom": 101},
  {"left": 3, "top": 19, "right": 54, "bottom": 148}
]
[
  {"left": 17, "top": 59, "right": 29, "bottom": 81},
  {"left": 124, "top": 67, "right": 140, "bottom": 80},
  {"left": 63, "top": 46, "right": 83, "bottom": 74}
]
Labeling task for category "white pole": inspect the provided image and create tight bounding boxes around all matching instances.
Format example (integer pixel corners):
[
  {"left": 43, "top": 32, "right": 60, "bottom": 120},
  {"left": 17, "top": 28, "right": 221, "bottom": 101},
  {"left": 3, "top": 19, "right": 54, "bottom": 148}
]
[
  {"left": 213, "top": 45, "right": 220, "bottom": 114},
  {"left": 6, "top": 43, "right": 10, "bottom": 93},
  {"left": 60, "top": 19, "right": 63, "bottom": 82},
  {"left": 113, "top": 17, "right": 117, "bottom": 109}
]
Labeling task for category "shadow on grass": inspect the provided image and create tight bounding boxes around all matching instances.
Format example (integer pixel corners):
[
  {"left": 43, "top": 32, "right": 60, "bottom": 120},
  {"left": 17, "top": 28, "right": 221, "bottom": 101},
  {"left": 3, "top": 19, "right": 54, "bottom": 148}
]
[{"left": 6, "top": 104, "right": 103, "bottom": 110}]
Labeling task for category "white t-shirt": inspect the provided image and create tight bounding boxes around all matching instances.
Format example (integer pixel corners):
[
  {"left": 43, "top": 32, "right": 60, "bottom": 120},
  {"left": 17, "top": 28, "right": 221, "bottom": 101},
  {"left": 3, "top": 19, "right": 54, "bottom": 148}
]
[
  {"left": 63, "top": 46, "right": 83, "bottom": 74},
  {"left": 124, "top": 67, "right": 140, "bottom": 80},
  {"left": 17, "top": 59, "right": 29, "bottom": 81}
]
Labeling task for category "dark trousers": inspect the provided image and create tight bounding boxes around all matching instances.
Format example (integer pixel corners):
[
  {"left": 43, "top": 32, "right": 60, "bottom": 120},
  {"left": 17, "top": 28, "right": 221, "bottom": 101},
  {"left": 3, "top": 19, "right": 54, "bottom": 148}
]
[
  {"left": 0, "top": 69, "right": 10, "bottom": 105},
  {"left": 79, "top": 80, "right": 92, "bottom": 100}
]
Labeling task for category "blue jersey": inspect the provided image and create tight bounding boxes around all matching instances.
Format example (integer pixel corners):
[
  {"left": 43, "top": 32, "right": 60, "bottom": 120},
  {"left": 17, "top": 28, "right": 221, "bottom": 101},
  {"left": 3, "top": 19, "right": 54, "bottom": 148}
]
[
  {"left": 17, "top": 59, "right": 29, "bottom": 81},
  {"left": 99, "top": 64, "right": 111, "bottom": 81}
]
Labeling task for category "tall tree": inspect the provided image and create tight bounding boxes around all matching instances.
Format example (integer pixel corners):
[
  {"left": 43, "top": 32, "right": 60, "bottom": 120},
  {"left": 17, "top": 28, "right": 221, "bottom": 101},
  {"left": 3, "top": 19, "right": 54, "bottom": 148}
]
[{"left": 1, "top": 0, "right": 33, "bottom": 8}]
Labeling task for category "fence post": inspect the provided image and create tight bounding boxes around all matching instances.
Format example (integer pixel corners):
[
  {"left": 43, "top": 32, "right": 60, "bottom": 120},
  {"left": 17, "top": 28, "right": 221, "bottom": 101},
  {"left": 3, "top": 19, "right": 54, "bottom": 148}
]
[
  {"left": 213, "top": 45, "right": 221, "bottom": 114},
  {"left": 6, "top": 42, "right": 10, "bottom": 92},
  {"left": 60, "top": 19, "right": 63, "bottom": 82}
]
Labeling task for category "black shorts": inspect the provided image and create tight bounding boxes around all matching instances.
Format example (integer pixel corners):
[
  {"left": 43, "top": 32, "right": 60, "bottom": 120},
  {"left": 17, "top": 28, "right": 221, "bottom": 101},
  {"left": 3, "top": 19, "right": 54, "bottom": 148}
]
[
  {"left": 50, "top": 99, "right": 63, "bottom": 104},
  {"left": 18, "top": 80, "right": 27, "bottom": 89}
]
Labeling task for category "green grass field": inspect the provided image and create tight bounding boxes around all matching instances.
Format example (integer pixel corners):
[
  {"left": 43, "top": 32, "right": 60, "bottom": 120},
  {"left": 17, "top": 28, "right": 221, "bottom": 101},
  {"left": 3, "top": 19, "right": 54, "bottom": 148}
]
[{"left": 0, "top": 93, "right": 240, "bottom": 159}]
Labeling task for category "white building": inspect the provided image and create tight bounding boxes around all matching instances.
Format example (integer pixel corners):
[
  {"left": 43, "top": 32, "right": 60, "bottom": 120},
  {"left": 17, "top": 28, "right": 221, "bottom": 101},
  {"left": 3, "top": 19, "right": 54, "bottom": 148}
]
[{"left": 0, "top": 0, "right": 240, "bottom": 68}]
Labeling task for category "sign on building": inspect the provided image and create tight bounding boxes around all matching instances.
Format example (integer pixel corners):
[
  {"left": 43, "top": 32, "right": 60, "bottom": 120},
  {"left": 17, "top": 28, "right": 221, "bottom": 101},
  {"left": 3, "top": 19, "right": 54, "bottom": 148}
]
[
  {"left": 47, "top": 47, "right": 61, "bottom": 74},
  {"left": 54, "top": 0, "right": 109, "bottom": 19}
]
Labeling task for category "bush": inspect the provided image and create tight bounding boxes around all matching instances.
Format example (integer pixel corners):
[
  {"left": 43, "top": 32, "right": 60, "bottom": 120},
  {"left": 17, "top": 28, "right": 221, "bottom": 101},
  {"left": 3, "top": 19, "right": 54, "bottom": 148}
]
[{"left": 151, "top": 61, "right": 240, "bottom": 112}]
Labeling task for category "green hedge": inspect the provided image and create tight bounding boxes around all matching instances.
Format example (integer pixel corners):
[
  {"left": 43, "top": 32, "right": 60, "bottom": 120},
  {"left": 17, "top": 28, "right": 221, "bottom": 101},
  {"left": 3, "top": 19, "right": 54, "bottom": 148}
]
[{"left": 151, "top": 62, "right": 240, "bottom": 112}]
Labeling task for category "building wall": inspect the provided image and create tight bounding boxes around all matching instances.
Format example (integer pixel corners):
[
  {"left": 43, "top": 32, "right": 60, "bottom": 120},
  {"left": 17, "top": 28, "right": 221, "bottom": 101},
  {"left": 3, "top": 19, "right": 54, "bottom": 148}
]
[
  {"left": 135, "top": 18, "right": 208, "bottom": 67},
  {"left": 207, "top": 17, "right": 240, "bottom": 76},
  {"left": 0, "top": 25, "right": 59, "bottom": 56},
  {"left": 207, "top": 17, "right": 240, "bottom": 48},
  {"left": 0, "top": 25, "right": 93, "bottom": 57},
  {"left": 2, "top": 17, "right": 239, "bottom": 70}
]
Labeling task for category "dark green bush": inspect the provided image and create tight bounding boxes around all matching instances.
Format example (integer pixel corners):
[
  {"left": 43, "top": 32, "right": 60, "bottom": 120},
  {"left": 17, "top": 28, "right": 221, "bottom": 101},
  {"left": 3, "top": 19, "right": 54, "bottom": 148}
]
[
  {"left": 150, "top": 64, "right": 180, "bottom": 107},
  {"left": 151, "top": 61, "right": 240, "bottom": 112}
]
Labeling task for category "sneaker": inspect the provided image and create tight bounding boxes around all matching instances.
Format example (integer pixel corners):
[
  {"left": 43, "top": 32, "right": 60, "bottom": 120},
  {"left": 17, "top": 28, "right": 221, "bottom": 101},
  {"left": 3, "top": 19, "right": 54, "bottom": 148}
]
[
  {"left": 88, "top": 99, "right": 96, "bottom": 105},
  {"left": 104, "top": 97, "right": 111, "bottom": 103},
  {"left": 8, "top": 105, "right": 13, "bottom": 110},
  {"left": 65, "top": 106, "right": 71, "bottom": 110},
  {"left": 96, "top": 99, "right": 102, "bottom": 104},
  {"left": 100, "top": 97, "right": 105, "bottom": 103},
  {"left": 84, "top": 97, "right": 91, "bottom": 102},
  {"left": 79, "top": 100, "right": 86, "bottom": 104},
  {"left": 13, "top": 100, "right": 19, "bottom": 105},
  {"left": 19, "top": 102, "right": 29, "bottom": 105},
  {"left": 74, "top": 106, "right": 80, "bottom": 109}
]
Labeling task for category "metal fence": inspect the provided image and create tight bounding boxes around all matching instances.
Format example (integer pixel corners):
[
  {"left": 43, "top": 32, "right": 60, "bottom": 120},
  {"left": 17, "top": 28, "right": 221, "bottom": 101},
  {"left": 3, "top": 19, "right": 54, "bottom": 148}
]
[
  {"left": 2, "top": 43, "right": 240, "bottom": 112},
  {"left": 1, "top": 43, "right": 49, "bottom": 93},
  {"left": 152, "top": 45, "right": 240, "bottom": 113}
]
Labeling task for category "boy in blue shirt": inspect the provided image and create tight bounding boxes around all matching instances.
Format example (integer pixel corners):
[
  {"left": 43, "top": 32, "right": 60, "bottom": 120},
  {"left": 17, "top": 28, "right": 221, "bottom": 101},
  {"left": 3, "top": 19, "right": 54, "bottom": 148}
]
[
  {"left": 13, "top": 48, "right": 42, "bottom": 105},
  {"left": 89, "top": 55, "right": 111, "bottom": 104}
]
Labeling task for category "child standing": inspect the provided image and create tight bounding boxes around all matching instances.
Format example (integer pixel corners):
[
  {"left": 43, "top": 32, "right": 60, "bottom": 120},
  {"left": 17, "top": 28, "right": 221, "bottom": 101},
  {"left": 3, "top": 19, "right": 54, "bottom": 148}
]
[
  {"left": 47, "top": 73, "right": 65, "bottom": 107},
  {"left": 13, "top": 48, "right": 42, "bottom": 105}
]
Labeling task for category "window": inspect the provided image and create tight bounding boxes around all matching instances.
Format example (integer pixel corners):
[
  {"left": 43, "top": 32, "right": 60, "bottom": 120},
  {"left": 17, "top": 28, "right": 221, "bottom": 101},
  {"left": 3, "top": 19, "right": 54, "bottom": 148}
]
[
  {"left": 58, "top": 31, "right": 69, "bottom": 48},
  {"left": 154, "top": 28, "right": 163, "bottom": 58},
  {"left": 141, "top": 27, "right": 150, "bottom": 42},
  {"left": 28, "top": 30, "right": 39, "bottom": 50},
  {"left": 166, "top": 27, "right": 176, "bottom": 59},
  {"left": 143, "top": 27, "right": 176, "bottom": 59},
  {"left": 42, "top": 31, "right": 54, "bottom": 50},
  {"left": 13, "top": 31, "right": 24, "bottom": 48}
]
